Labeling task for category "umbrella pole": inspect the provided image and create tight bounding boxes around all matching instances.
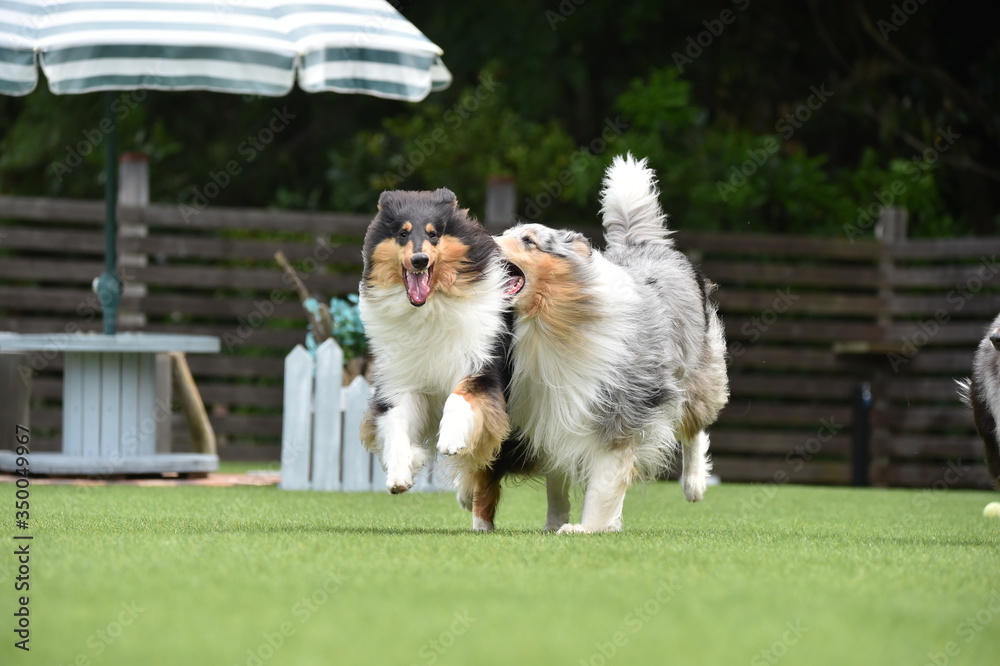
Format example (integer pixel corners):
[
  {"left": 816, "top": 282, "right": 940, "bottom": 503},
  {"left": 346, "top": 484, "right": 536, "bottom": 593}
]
[{"left": 97, "top": 90, "right": 122, "bottom": 335}]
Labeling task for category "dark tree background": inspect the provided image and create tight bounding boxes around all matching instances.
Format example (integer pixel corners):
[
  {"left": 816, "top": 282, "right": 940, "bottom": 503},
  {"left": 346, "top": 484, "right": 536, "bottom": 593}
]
[{"left": 1, "top": 0, "right": 997, "bottom": 236}]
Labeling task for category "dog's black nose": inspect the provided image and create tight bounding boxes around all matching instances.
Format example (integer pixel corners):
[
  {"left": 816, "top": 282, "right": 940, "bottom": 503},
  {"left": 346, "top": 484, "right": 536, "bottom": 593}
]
[
  {"left": 410, "top": 253, "right": 429, "bottom": 271},
  {"left": 990, "top": 330, "right": 1000, "bottom": 350}
]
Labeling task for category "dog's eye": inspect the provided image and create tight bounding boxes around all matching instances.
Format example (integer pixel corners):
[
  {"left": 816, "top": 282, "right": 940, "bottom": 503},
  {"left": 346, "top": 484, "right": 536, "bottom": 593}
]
[
  {"left": 397, "top": 229, "right": 410, "bottom": 240},
  {"left": 521, "top": 235, "right": 535, "bottom": 248},
  {"left": 427, "top": 229, "right": 438, "bottom": 240}
]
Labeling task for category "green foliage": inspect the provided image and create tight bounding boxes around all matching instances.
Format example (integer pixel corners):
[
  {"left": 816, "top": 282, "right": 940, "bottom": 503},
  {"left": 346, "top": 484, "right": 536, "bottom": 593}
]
[{"left": 328, "top": 294, "right": 366, "bottom": 360}]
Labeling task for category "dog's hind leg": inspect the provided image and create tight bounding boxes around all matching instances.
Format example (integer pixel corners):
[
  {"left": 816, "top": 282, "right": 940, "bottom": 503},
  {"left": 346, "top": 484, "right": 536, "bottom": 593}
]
[
  {"left": 559, "top": 446, "right": 634, "bottom": 534},
  {"left": 543, "top": 471, "right": 571, "bottom": 532},
  {"left": 680, "top": 430, "right": 712, "bottom": 502}
]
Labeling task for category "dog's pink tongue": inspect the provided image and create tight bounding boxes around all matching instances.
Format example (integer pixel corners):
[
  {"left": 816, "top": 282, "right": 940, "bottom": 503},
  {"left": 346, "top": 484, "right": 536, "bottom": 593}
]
[{"left": 405, "top": 271, "right": 431, "bottom": 305}]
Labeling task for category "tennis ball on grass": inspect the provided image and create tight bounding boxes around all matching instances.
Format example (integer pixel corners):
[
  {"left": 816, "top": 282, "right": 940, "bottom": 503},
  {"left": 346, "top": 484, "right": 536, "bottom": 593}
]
[{"left": 983, "top": 502, "right": 1000, "bottom": 518}]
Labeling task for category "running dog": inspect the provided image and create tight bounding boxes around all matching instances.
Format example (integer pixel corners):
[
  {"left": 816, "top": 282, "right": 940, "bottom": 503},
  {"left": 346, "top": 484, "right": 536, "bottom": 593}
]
[
  {"left": 496, "top": 153, "right": 729, "bottom": 533},
  {"left": 358, "top": 188, "right": 535, "bottom": 530},
  {"left": 956, "top": 313, "right": 1000, "bottom": 488}
]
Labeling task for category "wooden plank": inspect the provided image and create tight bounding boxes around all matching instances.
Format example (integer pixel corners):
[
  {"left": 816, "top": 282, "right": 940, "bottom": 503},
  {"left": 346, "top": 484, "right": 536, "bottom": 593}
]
[
  {"left": 725, "top": 319, "right": 881, "bottom": 345},
  {"left": 0, "top": 258, "right": 105, "bottom": 283},
  {"left": 61, "top": 353, "right": 84, "bottom": 456},
  {"left": 121, "top": 234, "right": 361, "bottom": 265},
  {"left": 0, "top": 195, "right": 105, "bottom": 224},
  {"left": 884, "top": 377, "right": 971, "bottom": 402},
  {"left": 872, "top": 405, "right": 972, "bottom": 430},
  {"left": 310, "top": 339, "right": 343, "bottom": 491},
  {"left": 99, "top": 353, "right": 122, "bottom": 458},
  {"left": 341, "top": 375, "right": 373, "bottom": 491},
  {"left": 888, "top": 263, "right": 1000, "bottom": 288},
  {"left": 118, "top": 353, "right": 140, "bottom": 455},
  {"left": 728, "top": 375, "right": 861, "bottom": 400},
  {"left": 888, "top": 238, "right": 1000, "bottom": 260},
  {"left": 873, "top": 461, "right": 993, "bottom": 489},
  {"left": 710, "top": 431, "right": 852, "bottom": 457},
  {"left": 711, "top": 457, "right": 851, "bottom": 485},
  {"left": 0, "top": 227, "right": 106, "bottom": 254},
  {"left": 80, "top": 353, "right": 102, "bottom": 457},
  {"left": 0, "top": 451, "right": 218, "bottom": 475},
  {"left": 678, "top": 232, "right": 882, "bottom": 260},
  {"left": 0, "top": 287, "right": 123, "bottom": 315},
  {"left": 718, "top": 402, "right": 852, "bottom": 428},
  {"left": 279, "top": 345, "right": 313, "bottom": 490},
  {"left": 121, "top": 203, "right": 371, "bottom": 236},
  {"left": 704, "top": 261, "right": 879, "bottom": 289},
  {"left": 131, "top": 264, "right": 360, "bottom": 294},
  {"left": 888, "top": 294, "right": 1000, "bottom": 317},
  {"left": 875, "top": 434, "right": 983, "bottom": 459},
  {"left": 716, "top": 290, "right": 883, "bottom": 316},
  {"left": 136, "top": 353, "right": 157, "bottom": 455}
]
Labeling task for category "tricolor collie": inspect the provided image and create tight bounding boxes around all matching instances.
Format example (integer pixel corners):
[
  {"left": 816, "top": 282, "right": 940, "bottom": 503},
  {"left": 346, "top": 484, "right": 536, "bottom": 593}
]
[
  {"left": 497, "top": 154, "right": 729, "bottom": 533},
  {"left": 956, "top": 313, "right": 1000, "bottom": 488},
  {"left": 358, "top": 188, "right": 532, "bottom": 531}
]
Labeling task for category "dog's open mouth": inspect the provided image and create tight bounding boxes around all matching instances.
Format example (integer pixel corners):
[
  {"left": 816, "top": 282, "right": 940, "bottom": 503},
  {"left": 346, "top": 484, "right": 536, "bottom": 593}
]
[
  {"left": 404, "top": 267, "right": 433, "bottom": 306},
  {"left": 502, "top": 261, "right": 525, "bottom": 300}
]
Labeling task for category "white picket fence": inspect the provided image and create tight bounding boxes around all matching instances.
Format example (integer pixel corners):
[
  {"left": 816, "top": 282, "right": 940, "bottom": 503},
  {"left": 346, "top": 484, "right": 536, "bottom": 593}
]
[{"left": 279, "top": 338, "right": 440, "bottom": 491}]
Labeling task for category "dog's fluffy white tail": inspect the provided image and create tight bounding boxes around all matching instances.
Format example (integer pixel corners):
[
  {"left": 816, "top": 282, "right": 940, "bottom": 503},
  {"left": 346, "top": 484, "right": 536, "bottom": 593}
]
[{"left": 600, "top": 153, "right": 671, "bottom": 248}]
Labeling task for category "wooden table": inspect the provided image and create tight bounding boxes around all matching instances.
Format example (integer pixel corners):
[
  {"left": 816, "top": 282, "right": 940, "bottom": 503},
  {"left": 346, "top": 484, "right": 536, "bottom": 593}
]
[{"left": 0, "top": 332, "right": 220, "bottom": 475}]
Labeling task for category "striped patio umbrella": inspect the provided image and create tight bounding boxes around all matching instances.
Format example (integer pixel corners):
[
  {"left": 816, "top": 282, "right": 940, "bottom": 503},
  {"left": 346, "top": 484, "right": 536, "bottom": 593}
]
[{"left": 0, "top": 0, "right": 451, "bottom": 333}]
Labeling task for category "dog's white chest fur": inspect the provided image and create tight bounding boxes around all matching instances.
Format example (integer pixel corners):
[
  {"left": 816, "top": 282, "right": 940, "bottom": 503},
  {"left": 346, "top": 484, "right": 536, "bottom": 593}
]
[{"left": 360, "top": 263, "right": 507, "bottom": 401}]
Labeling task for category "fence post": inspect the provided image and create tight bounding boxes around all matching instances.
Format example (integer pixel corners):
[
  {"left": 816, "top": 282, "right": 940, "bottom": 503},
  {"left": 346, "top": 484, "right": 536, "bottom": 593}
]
[
  {"left": 279, "top": 345, "right": 313, "bottom": 490},
  {"left": 310, "top": 339, "right": 344, "bottom": 491},
  {"left": 851, "top": 382, "right": 872, "bottom": 487},
  {"left": 341, "top": 375, "right": 373, "bottom": 491},
  {"left": 485, "top": 175, "right": 516, "bottom": 233}
]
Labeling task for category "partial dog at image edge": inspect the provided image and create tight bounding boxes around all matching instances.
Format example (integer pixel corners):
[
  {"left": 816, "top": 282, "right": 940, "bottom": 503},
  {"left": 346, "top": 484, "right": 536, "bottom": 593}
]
[
  {"left": 496, "top": 153, "right": 730, "bottom": 533},
  {"left": 357, "top": 187, "right": 541, "bottom": 531},
  {"left": 956, "top": 312, "right": 1000, "bottom": 489}
]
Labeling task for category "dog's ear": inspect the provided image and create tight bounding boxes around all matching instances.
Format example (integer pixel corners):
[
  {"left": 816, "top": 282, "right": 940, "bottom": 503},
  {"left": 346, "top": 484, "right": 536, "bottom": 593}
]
[
  {"left": 377, "top": 190, "right": 396, "bottom": 212},
  {"left": 431, "top": 188, "right": 458, "bottom": 208},
  {"left": 557, "top": 230, "right": 593, "bottom": 258}
]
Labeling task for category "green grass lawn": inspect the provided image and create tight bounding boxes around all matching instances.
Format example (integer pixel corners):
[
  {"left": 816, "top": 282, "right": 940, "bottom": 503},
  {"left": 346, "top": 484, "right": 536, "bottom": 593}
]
[{"left": 3, "top": 473, "right": 999, "bottom": 666}]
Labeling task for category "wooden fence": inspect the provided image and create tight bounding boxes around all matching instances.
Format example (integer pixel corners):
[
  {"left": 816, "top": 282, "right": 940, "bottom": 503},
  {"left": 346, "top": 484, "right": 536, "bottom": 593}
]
[{"left": 1, "top": 193, "right": 998, "bottom": 488}]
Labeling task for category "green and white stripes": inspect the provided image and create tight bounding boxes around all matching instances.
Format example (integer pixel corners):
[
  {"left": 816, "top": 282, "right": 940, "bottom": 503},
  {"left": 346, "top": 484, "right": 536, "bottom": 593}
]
[{"left": 0, "top": 0, "right": 450, "bottom": 100}]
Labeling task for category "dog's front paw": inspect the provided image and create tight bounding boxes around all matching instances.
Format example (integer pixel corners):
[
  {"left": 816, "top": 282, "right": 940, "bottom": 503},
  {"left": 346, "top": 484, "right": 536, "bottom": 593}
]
[
  {"left": 543, "top": 519, "right": 568, "bottom": 532},
  {"left": 682, "top": 474, "right": 707, "bottom": 502},
  {"left": 472, "top": 517, "right": 495, "bottom": 532},
  {"left": 386, "top": 470, "right": 413, "bottom": 494},
  {"left": 457, "top": 490, "right": 473, "bottom": 512},
  {"left": 436, "top": 393, "right": 476, "bottom": 456},
  {"left": 556, "top": 523, "right": 588, "bottom": 535}
]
